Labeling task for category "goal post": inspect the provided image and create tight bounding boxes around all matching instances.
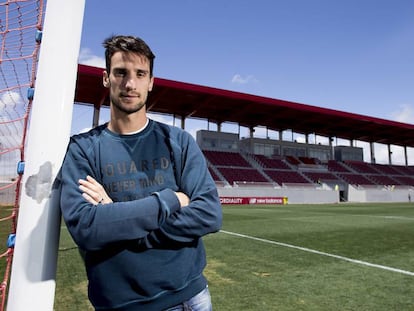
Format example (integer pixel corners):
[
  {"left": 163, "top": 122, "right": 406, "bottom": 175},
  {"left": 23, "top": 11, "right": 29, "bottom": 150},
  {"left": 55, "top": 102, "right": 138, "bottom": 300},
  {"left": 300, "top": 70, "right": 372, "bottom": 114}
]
[{"left": 6, "top": 0, "right": 85, "bottom": 310}]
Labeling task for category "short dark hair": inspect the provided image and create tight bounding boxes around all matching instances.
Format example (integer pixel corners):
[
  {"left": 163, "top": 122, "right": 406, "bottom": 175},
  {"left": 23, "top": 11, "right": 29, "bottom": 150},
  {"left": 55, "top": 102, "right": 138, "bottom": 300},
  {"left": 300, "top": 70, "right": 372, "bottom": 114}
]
[{"left": 103, "top": 35, "right": 155, "bottom": 76}]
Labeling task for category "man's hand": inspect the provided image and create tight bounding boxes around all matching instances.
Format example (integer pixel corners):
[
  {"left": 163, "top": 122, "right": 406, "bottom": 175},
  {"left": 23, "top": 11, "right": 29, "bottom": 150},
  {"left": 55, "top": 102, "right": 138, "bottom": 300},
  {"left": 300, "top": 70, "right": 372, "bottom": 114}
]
[
  {"left": 79, "top": 175, "right": 113, "bottom": 205},
  {"left": 175, "top": 192, "right": 190, "bottom": 208}
]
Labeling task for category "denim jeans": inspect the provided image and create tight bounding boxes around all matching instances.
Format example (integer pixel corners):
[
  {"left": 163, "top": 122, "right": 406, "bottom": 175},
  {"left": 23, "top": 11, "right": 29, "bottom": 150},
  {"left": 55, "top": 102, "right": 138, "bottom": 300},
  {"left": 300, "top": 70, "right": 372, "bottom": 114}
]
[{"left": 164, "top": 287, "right": 212, "bottom": 311}]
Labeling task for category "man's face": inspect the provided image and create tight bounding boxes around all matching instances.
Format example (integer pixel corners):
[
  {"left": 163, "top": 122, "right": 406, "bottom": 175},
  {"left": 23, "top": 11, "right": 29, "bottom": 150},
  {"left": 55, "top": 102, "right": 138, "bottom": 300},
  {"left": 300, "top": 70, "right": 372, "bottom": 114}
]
[{"left": 103, "top": 51, "right": 154, "bottom": 115}]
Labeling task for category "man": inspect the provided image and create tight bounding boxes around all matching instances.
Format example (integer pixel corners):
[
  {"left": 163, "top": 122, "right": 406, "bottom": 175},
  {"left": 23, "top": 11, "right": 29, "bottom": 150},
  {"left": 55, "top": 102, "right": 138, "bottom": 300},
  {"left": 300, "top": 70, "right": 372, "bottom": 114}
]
[{"left": 58, "top": 35, "right": 222, "bottom": 310}]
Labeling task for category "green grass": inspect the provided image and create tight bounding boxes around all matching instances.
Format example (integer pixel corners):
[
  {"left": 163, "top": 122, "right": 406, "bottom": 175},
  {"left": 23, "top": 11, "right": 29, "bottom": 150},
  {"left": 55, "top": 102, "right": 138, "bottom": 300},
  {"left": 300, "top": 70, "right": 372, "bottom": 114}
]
[
  {"left": 3, "top": 203, "right": 414, "bottom": 310},
  {"left": 204, "top": 203, "right": 414, "bottom": 310},
  {"left": 55, "top": 224, "right": 93, "bottom": 310}
]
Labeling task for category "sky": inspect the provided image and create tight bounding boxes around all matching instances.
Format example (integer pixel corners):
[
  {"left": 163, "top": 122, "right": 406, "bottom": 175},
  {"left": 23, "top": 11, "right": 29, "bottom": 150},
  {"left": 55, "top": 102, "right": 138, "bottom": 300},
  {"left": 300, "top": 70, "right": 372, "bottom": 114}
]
[{"left": 74, "top": 0, "right": 414, "bottom": 164}]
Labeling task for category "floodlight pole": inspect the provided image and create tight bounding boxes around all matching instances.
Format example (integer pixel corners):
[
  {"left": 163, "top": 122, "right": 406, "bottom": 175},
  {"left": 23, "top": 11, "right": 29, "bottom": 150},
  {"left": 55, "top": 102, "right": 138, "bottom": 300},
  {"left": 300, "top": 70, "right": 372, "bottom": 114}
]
[{"left": 7, "top": 0, "right": 85, "bottom": 310}]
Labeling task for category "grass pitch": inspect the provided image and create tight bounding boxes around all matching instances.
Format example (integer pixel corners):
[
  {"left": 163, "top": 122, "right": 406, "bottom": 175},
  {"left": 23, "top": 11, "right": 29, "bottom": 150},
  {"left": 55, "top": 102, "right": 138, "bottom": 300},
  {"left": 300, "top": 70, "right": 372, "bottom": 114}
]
[
  {"left": 3, "top": 202, "right": 414, "bottom": 310},
  {"left": 204, "top": 203, "right": 414, "bottom": 310}
]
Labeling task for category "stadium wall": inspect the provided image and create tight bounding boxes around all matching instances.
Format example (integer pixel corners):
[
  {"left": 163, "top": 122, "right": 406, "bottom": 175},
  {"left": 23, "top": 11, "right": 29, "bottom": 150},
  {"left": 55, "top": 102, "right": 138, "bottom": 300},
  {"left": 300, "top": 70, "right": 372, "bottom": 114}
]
[
  {"left": 217, "top": 185, "right": 413, "bottom": 204},
  {"left": 347, "top": 185, "right": 413, "bottom": 203},
  {"left": 217, "top": 186, "right": 339, "bottom": 204}
]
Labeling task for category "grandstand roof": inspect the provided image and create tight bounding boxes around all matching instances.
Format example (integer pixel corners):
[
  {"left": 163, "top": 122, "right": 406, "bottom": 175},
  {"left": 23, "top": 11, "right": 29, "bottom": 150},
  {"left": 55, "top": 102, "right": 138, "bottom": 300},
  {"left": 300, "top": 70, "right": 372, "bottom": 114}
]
[{"left": 75, "top": 64, "right": 414, "bottom": 148}]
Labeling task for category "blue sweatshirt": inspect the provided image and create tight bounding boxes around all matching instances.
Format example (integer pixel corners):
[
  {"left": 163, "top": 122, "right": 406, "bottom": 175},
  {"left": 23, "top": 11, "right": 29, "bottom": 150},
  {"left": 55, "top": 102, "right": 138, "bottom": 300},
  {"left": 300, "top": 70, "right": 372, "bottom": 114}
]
[{"left": 58, "top": 119, "right": 222, "bottom": 310}]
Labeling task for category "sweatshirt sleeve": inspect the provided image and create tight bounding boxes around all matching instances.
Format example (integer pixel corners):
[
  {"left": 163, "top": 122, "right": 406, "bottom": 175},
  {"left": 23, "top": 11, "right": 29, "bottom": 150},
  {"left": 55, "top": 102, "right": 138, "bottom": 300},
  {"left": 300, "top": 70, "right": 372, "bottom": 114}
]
[
  {"left": 138, "top": 130, "right": 222, "bottom": 248},
  {"left": 59, "top": 136, "right": 181, "bottom": 251}
]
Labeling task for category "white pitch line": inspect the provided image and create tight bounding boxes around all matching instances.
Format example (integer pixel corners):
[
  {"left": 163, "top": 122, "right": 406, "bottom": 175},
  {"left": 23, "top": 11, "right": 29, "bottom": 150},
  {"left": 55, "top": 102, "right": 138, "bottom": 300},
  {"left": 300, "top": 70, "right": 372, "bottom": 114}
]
[{"left": 220, "top": 230, "right": 414, "bottom": 277}]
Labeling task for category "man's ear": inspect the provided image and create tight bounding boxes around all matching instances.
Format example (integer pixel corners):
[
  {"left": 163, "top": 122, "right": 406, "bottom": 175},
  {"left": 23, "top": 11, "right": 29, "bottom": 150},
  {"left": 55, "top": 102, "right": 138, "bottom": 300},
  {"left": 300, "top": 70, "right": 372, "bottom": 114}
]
[
  {"left": 148, "top": 76, "right": 154, "bottom": 92},
  {"left": 103, "top": 71, "right": 110, "bottom": 88}
]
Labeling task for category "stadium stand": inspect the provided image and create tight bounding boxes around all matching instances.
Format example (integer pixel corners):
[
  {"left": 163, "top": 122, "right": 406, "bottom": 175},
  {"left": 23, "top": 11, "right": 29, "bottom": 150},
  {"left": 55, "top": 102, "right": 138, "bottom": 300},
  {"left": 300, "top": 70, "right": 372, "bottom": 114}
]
[
  {"left": 344, "top": 160, "right": 380, "bottom": 174},
  {"left": 337, "top": 173, "right": 376, "bottom": 186},
  {"left": 285, "top": 156, "right": 302, "bottom": 165},
  {"left": 298, "top": 156, "right": 320, "bottom": 165},
  {"left": 393, "top": 176, "right": 414, "bottom": 186},
  {"left": 327, "top": 160, "right": 351, "bottom": 173},
  {"left": 203, "top": 150, "right": 271, "bottom": 185},
  {"left": 251, "top": 154, "right": 291, "bottom": 170},
  {"left": 203, "top": 150, "right": 251, "bottom": 167},
  {"left": 217, "top": 167, "right": 269, "bottom": 185},
  {"left": 301, "top": 171, "right": 341, "bottom": 184},
  {"left": 264, "top": 169, "right": 310, "bottom": 185},
  {"left": 202, "top": 142, "right": 414, "bottom": 193}
]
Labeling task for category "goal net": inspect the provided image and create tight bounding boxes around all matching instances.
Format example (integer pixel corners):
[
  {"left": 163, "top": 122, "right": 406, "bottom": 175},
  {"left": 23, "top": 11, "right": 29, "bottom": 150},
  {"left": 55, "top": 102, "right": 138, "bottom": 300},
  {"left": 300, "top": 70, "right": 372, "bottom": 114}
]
[{"left": 0, "top": 0, "right": 45, "bottom": 309}]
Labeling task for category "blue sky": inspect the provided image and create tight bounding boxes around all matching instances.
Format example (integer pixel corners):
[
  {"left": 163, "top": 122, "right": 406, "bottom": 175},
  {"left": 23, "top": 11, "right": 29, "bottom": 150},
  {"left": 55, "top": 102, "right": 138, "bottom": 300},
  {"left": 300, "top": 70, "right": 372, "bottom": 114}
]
[{"left": 75, "top": 0, "right": 414, "bottom": 164}]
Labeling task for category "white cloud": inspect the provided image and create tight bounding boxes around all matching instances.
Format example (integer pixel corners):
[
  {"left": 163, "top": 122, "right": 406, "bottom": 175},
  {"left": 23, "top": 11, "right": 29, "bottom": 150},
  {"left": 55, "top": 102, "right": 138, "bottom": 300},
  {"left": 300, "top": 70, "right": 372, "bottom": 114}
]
[
  {"left": 78, "top": 48, "right": 105, "bottom": 68},
  {"left": 0, "top": 91, "right": 25, "bottom": 150},
  {"left": 0, "top": 91, "right": 26, "bottom": 179},
  {"left": 0, "top": 91, "right": 25, "bottom": 121},
  {"left": 391, "top": 104, "right": 414, "bottom": 124},
  {"left": 231, "top": 74, "right": 258, "bottom": 85},
  {"left": 0, "top": 91, "right": 23, "bottom": 109}
]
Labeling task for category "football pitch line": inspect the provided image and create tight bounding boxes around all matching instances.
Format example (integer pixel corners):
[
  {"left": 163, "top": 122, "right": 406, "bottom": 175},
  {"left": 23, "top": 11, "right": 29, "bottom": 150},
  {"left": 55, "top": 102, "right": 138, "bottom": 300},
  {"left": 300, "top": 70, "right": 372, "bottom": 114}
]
[{"left": 220, "top": 230, "right": 414, "bottom": 277}]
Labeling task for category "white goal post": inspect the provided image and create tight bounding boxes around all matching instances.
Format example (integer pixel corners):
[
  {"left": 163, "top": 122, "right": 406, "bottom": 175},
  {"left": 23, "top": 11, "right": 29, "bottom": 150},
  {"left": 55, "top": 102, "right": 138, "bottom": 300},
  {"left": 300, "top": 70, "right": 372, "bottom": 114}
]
[{"left": 7, "top": 0, "right": 85, "bottom": 310}]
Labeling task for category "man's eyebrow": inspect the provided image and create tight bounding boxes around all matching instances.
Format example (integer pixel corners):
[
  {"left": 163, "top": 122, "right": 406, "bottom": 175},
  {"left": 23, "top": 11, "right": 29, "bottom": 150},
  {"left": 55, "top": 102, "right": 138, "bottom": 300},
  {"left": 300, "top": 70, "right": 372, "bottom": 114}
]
[{"left": 112, "top": 67, "right": 126, "bottom": 72}]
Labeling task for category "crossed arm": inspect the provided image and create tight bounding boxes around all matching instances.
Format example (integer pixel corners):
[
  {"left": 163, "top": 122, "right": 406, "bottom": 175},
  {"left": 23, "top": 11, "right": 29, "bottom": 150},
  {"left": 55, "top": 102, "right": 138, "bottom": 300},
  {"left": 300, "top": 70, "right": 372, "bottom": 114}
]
[{"left": 78, "top": 175, "right": 190, "bottom": 207}]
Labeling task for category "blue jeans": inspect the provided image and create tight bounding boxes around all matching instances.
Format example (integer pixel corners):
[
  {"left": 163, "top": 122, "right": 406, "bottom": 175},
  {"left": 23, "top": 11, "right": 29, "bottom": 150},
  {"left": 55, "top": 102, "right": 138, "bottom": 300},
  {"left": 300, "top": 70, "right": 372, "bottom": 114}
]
[{"left": 164, "top": 287, "right": 212, "bottom": 311}]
